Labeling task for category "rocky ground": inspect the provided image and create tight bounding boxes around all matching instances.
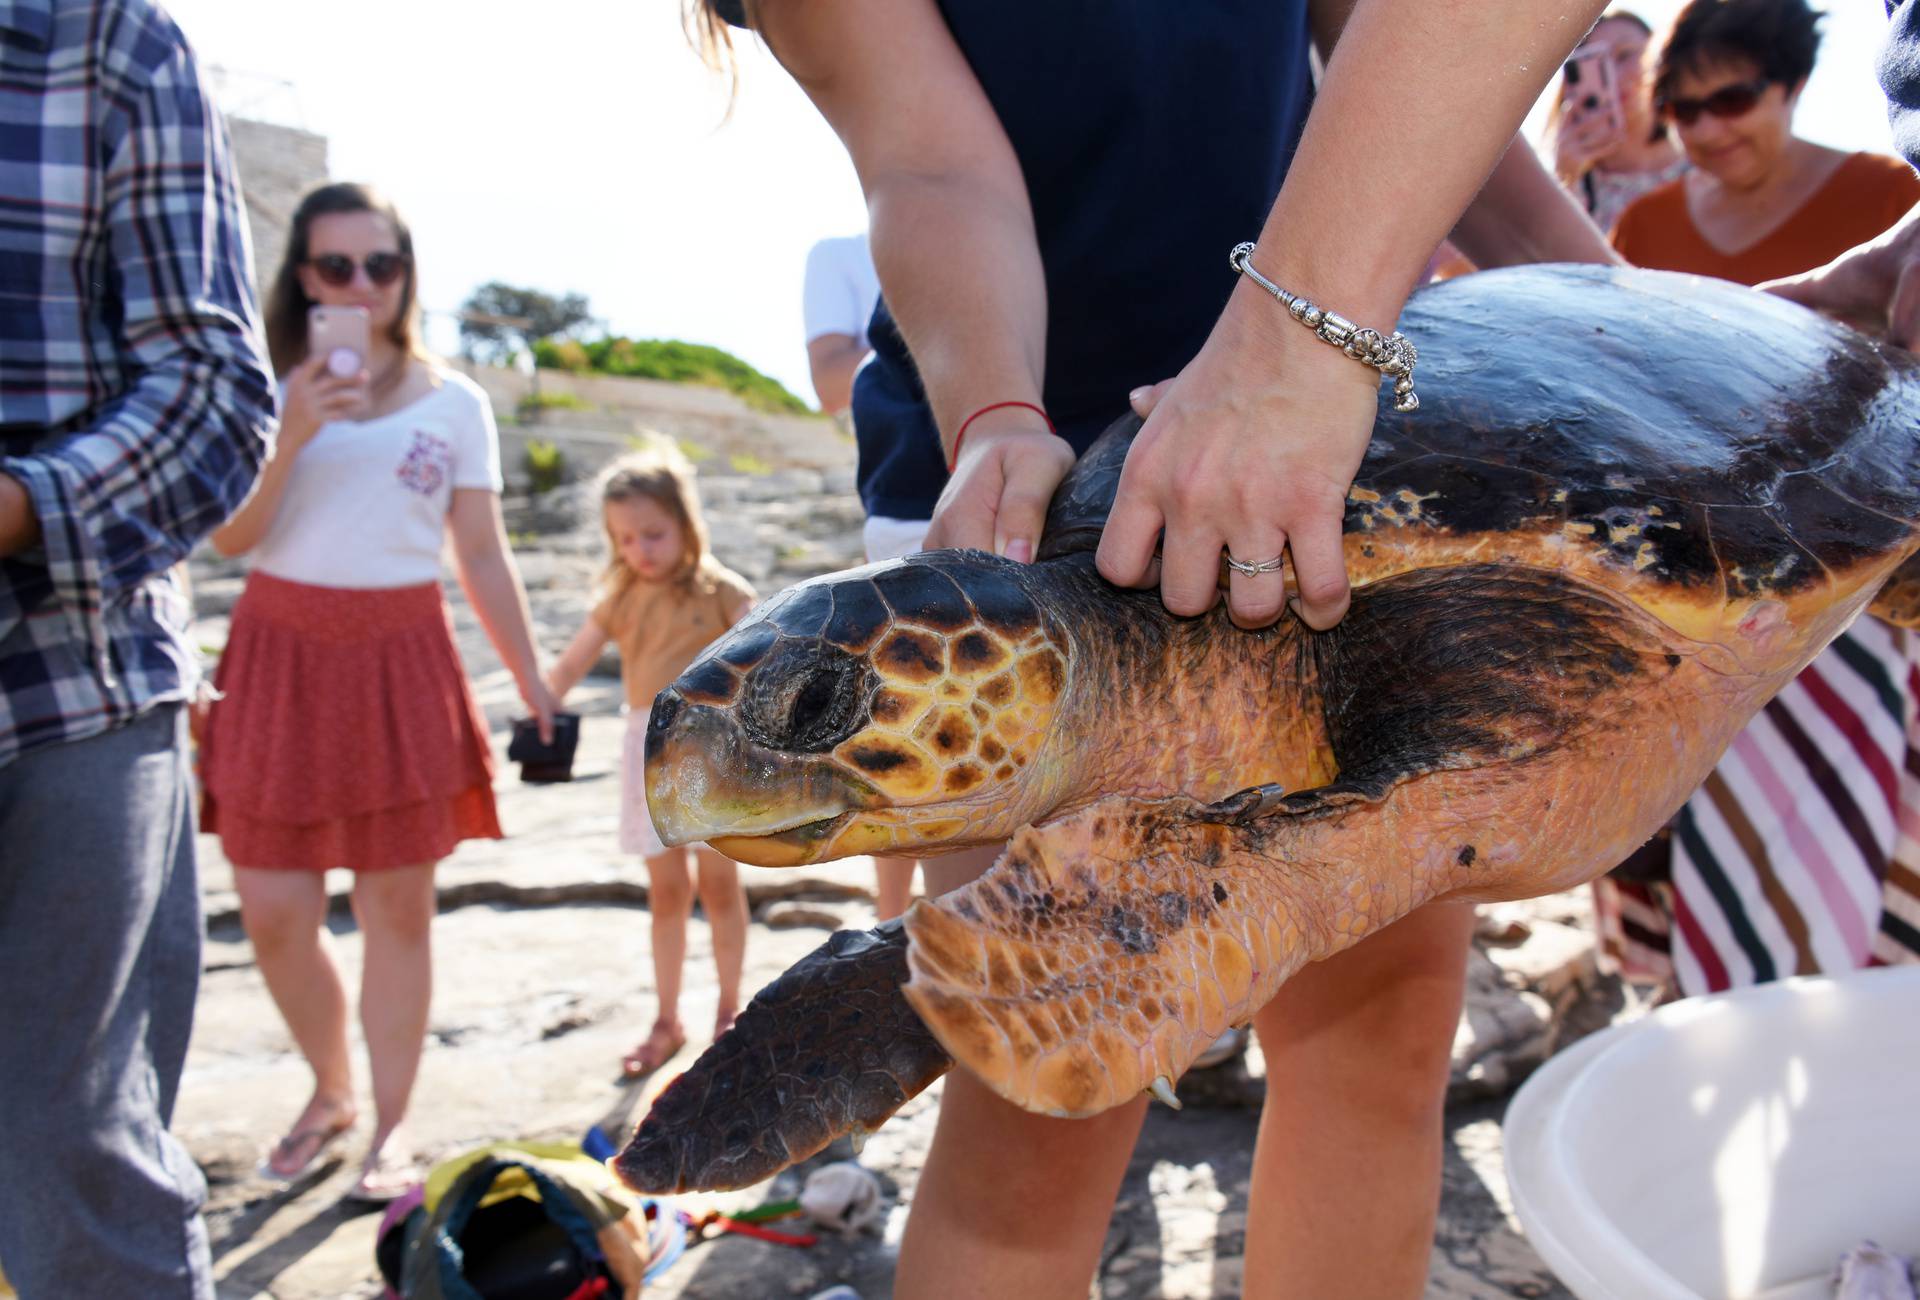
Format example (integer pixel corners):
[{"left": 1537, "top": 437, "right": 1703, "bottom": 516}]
[{"left": 175, "top": 442, "right": 1650, "bottom": 1299}]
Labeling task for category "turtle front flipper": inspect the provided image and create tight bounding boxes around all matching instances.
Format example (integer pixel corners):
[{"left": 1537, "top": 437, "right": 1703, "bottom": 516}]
[
  {"left": 614, "top": 921, "right": 951, "bottom": 1193},
  {"left": 901, "top": 797, "right": 1326, "bottom": 1117}
]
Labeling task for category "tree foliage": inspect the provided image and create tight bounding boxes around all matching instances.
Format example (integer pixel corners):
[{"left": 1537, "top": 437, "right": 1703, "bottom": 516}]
[{"left": 458, "top": 282, "right": 595, "bottom": 365}]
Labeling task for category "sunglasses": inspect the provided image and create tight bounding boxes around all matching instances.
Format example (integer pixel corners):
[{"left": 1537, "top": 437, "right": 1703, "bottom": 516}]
[
  {"left": 305, "top": 251, "right": 409, "bottom": 287},
  {"left": 1658, "top": 78, "right": 1770, "bottom": 126}
]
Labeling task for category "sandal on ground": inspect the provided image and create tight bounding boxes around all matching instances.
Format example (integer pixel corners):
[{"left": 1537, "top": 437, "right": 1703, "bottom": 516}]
[
  {"left": 345, "top": 1143, "right": 421, "bottom": 1205},
  {"left": 255, "top": 1114, "right": 354, "bottom": 1184},
  {"left": 620, "top": 1021, "right": 687, "bottom": 1079}
]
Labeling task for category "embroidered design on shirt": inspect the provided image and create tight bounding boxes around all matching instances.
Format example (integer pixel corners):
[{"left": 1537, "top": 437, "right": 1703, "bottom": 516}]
[{"left": 396, "top": 430, "right": 452, "bottom": 496}]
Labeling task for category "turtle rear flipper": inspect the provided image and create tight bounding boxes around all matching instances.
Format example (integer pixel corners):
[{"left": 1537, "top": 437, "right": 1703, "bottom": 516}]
[{"left": 614, "top": 921, "right": 951, "bottom": 1194}]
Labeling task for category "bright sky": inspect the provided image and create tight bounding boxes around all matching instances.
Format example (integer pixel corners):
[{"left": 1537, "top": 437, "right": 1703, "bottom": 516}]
[{"left": 164, "top": 0, "right": 1898, "bottom": 410}]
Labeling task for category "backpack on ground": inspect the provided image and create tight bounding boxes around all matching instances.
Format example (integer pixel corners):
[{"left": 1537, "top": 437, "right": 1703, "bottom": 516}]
[{"left": 383, "top": 1143, "right": 648, "bottom": 1300}]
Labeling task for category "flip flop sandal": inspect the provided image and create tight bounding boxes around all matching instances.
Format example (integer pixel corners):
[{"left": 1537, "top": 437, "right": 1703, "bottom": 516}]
[
  {"left": 621, "top": 1023, "right": 687, "bottom": 1079},
  {"left": 345, "top": 1146, "right": 421, "bottom": 1205},
  {"left": 255, "top": 1118, "right": 353, "bottom": 1184}
]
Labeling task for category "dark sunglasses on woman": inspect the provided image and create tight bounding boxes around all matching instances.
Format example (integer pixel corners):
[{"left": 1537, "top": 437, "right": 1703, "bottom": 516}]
[
  {"left": 306, "top": 251, "right": 409, "bottom": 287},
  {"left": 1658, "top": 78, "right": 1770, "bottom": 127}
]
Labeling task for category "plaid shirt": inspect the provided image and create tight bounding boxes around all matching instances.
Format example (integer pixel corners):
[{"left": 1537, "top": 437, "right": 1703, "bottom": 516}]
[{"left": 0, "top": 0, "right": 274, "bottom": 769}]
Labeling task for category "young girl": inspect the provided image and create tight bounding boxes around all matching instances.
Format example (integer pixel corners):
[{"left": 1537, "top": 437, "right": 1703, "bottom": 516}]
[
  {"left": 546, "top": 444, "right": 755, "bottom": 1077},
  {"left": 200, "top": 182, "right": 557, "bottom": 1202}
]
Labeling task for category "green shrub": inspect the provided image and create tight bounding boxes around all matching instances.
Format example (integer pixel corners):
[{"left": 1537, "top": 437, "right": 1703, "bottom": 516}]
[
  {"left": 544, "top": 339, "right": 592, "bottom": 374},
  {"left": 728, "top": 451, "right": 772, "bottom": 476},
  {"left": 535, "top": 336, "right": 809, "bottom": 415},
  {"left": 516, "top": 390, "right": 589, "bottom": 424},
  {"left": 524, "top": 438, "right": 565, "bottom": 494}
]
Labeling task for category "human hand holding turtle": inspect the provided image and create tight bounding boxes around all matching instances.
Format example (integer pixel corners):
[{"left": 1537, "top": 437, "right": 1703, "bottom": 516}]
[
  {"left": 1096, "top": 282, "right": 1380, "bottom": 631},
  {"left": 921, "top": 407, "right": 1076, "bottom": 563},
  {"left": 1763, "top": 204, "right": 1920, "bottom": 349}
]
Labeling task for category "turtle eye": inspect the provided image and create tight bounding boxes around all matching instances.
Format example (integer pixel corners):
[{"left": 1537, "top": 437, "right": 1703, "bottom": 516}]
[{"left": 739, "top": 640, "right": 869, "bottom": 754}]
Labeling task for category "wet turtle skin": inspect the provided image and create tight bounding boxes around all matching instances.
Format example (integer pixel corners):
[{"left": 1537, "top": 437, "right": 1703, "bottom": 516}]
[{"left": 617, "top": 265, "right": 1920, "bottom": 1194}]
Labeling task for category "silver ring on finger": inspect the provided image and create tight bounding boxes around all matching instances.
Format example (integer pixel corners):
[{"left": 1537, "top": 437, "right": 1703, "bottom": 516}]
[{"left": 1222, "top": 550, "right": 1285, "bottom": 578}]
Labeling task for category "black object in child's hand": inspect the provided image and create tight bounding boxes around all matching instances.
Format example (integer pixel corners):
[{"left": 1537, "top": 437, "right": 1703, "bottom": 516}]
[{"left": 508, "top": 712, "right": 580, "bottom": 784}]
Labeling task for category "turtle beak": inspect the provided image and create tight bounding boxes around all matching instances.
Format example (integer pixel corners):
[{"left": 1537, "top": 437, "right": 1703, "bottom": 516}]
[{"left": 644, "top": 692, "right": 872, "bottom": 863}]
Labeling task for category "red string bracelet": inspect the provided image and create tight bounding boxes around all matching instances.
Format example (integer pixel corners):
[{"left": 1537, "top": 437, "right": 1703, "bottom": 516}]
[{"left": 947, "top": 400, "right": 1056, "bottom": 472}]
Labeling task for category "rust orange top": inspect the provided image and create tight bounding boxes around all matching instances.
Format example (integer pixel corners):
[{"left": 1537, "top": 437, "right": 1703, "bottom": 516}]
[
  {"left": 594, "top": 561, "right": 756, "bottom": 713},
  {"left": 1611, "top": 151, "right": 1920, "bottom": 287}
]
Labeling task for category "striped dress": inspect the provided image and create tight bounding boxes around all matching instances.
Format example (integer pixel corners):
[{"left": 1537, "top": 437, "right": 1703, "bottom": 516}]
[{"left": 1595, "top": 619, "right": 1920, "bottom": 995}]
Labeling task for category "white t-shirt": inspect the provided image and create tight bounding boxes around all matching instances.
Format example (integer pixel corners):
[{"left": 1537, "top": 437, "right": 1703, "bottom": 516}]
[
  {"left": 251, "top": 368, "right": 504, "bottom": 589},
  {"left": 802, "top": 233, "right": 881, "bottom": 348}
]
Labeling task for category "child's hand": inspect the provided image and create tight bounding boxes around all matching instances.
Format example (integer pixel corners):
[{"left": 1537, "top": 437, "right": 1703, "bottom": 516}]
[{"left": 521, "top": 677, "right": 559, "bottom": 745}]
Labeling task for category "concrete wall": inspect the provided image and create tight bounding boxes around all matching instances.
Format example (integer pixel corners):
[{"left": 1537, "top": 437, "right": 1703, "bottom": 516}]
[{"left": 226, "top": 117, "right": 329, "bottom": 293}]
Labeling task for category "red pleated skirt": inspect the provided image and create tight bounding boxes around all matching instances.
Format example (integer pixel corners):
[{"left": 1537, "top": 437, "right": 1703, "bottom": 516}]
[{"left": 200, "top": 571, "right": 502, "bottom": 870}]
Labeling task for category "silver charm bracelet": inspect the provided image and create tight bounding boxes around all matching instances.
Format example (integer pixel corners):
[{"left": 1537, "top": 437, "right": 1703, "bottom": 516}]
[{"left": 1228, "top": 242, "right": 1420, "bottom": 413}]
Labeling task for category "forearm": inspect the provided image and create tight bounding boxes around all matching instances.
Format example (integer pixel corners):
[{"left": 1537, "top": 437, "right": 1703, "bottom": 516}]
[
  {"left": 545, "top": 623, "right": 606, "bottom": 700},
  {"left": 456, "top": 542, "right": 544, "bottom": 690},
  {"left": 868, "top": 172, "right": 1048, "bottom": 457},
  {"left": 807, "top": 336, "right": 869, "bottom": 415},
  {"left": 1247, "top": 0, "right": 1608, "bottom": 324},
  {"left": 1, "top": 354, "right": 272, "bottom": 599},
  {"left": 0, "top": 473, "right": 39, "bottom": 558},
  {"left": 1448, "top": 136, "right": 1619, "bottom": 270},
  {"left": 546, "top": 653, "right": 587, "bottom": 702}
]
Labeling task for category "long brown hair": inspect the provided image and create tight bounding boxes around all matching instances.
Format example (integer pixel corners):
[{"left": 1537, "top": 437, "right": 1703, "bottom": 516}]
[
  {"left": 597, "top": 438, "right": 718, "bottom": 600},
  {"left": 262, "top": 182, "right": 426, "bottom": 377}
]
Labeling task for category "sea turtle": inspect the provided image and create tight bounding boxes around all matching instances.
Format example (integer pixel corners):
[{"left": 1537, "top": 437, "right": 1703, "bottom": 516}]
[{"left": 614, "top": 264, "right": 1920, "bottom": 1194}]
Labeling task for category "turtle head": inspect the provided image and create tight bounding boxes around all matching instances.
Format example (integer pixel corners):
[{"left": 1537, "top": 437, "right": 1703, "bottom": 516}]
[{"left": 644, "top": 552, "right": 1076, "bottom": 866}]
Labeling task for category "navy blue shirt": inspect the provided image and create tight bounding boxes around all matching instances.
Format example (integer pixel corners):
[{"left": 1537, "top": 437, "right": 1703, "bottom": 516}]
[
  {"left": 842, "top": 2, "right": 1316, "bottom": 520},
  {"left": 1883, "top": 1, "right": 1920, "bottom": 173}
]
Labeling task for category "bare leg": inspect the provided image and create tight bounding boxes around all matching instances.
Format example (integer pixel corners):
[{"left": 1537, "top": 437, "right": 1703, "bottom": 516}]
[
  {"left": 626, "top": 849, "right": 693, "bottom": 1075},
  {"left": 1242, "top": 900, "right": 1475, "bottom": 1300},
  {"left": 692, "top": 846, "right": 748, "bottom": 1034},
  {"left": 873, "top": 855, "right": 918, "bottom": 922},
  {"left": 234, "top": 867, "right": 356, "bottom": 1172},
  {"left": 349, "top": 862, "right": 437, "bottom": 1187},
  {"left": 894, "top": 844, "right": 1144, "bottom": 1300}
]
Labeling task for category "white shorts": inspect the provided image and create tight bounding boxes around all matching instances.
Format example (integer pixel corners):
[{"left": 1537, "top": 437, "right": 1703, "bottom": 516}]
[
  {"left": 620, "top": 707, "right": 703, "bottom": 858},
  {"left": 862, "top": 515, "right": 930, "bottom": 563}
]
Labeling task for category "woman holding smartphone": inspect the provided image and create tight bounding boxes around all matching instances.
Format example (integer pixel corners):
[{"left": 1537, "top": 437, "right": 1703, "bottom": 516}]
[
  {"left": 1549, "top": 10, "right": 1690, "bottom": 234},
  {"left": 201, "top": 182, "right": 556, "bottom": 1201}
]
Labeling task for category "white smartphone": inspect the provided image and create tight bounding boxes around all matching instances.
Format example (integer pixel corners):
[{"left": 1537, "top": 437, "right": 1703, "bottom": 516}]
[{"left": 307, "top": 304, "right": 371, "bottom": 378}]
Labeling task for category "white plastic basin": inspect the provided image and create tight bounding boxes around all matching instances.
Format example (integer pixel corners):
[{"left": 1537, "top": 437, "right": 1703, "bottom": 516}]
[{"left": 1504, "top": 967, "right": 1920, "bottom": 1300}]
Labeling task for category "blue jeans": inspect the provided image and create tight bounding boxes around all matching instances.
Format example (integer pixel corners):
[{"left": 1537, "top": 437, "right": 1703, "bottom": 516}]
[{"left": 0, "top": 704, "right": 210, "bottom": 1298}]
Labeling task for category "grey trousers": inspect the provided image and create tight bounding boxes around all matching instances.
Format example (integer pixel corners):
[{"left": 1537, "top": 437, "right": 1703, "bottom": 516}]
[{"left": 0, "top": 704, "right": 211, "bottom": 1298}]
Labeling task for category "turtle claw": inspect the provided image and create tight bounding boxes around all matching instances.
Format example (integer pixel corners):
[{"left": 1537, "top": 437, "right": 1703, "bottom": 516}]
[
  {"left": 1147, "top": 1076, "right": 1182, "bottom": 1110},
  {"left": 1200, "top": 783, "right": 1288, "bottom": 824}
]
